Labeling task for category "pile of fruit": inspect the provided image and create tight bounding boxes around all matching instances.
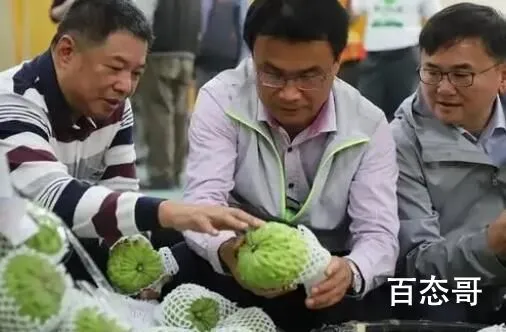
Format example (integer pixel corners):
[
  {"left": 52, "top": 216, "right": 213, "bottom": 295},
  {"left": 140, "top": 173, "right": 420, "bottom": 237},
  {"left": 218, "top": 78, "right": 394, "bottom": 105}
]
[
  {"left": 0, "top": 191, "right": 334, "bottom": 332},
  {"left": 0, "top": 200, "right": 284, "bottom": 332}
]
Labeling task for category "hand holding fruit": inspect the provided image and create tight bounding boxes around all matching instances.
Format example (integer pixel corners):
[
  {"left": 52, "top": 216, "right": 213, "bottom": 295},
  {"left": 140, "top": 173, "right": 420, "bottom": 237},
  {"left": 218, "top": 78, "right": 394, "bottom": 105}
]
[
  {"left": 305, "top": 256, "right": 353, "bottom": 310},
  {"left": 158, "top": 201, "right": 265, "bottom": 235},
  {"left": 219, "top": 236, "right": 296, "bottom": 298}
]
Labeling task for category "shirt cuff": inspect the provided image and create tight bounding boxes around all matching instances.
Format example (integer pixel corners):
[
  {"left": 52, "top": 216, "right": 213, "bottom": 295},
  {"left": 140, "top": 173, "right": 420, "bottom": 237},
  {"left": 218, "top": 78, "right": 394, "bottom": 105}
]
[
  {"left": 135, "top": 196, "right": 165, "bottom": 231},
  {"left": 207, "top": 231, "right": 236, "bottom": 275},
  {"left": 344, "top": 252, "right": 372, "bottom": 298}
]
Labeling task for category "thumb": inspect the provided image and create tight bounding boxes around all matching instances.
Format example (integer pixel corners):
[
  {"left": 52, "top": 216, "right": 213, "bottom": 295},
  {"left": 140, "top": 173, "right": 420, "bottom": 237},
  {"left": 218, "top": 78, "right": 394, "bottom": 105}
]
[{"left": 325, "top": 257, "right": 340, "bottom": 276}]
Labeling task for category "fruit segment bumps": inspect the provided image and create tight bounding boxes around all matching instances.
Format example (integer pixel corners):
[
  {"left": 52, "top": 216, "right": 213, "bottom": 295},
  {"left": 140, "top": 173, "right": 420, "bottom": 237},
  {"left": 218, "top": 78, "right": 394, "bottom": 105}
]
[
  {"left": 107, "top": 234, "right": 165, "bottom": 295},
  {"left": 236, "top": 222, "right": 310, "bottom": 290},
  {"left": 159, "top": 283, "right": 237, "bottom": 331},
  {"left": 60, "top": 289, "right": 134, "bottom": 332},
  {"left": 0, "top": 247, "right": 72, "bottom": 332},
  {"left": 0, "top": 201, "right": 67, "bottom": 264}
]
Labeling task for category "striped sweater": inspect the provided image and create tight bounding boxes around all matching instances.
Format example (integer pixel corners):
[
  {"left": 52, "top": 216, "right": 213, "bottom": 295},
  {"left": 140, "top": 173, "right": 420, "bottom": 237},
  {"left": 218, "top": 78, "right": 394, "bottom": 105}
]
[{"left": 0, "top": 51, "right": 163, "bottom": 246}]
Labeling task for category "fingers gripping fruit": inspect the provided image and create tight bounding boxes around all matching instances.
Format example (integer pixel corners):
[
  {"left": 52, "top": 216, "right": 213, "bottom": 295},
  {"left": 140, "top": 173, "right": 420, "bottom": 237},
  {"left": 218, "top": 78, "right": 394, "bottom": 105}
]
[
  {"left": 106, "top": 235, "right": 164, "bottom": 295},
  {"left": 236, "top": 222, "right": 309, "bottom": 289}
]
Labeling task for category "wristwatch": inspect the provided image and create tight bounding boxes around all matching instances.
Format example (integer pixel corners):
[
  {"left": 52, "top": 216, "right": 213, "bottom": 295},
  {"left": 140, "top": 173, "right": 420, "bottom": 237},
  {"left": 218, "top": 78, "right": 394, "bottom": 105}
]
[{"left": 346, "top": 258, "right": 364, "bottom": 295}]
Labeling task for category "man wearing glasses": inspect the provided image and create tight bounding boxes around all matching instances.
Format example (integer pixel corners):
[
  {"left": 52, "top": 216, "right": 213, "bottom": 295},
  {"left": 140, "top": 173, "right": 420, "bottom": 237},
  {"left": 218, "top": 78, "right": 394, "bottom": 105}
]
[
  {"left": 392, "top": 3, "right": 506, "bottom": 324},
  {"left": 179, "top": 0, "right": 400, "bottom": 330}
]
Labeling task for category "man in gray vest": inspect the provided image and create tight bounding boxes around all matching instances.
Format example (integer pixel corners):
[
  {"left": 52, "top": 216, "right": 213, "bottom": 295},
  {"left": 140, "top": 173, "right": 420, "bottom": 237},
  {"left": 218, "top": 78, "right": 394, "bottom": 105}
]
[
  {"left": 392, "top": 3, "right": 506, "bottom": 324},
  {"left": 176, "top": 0, "right": 400, "bottom": 329}
]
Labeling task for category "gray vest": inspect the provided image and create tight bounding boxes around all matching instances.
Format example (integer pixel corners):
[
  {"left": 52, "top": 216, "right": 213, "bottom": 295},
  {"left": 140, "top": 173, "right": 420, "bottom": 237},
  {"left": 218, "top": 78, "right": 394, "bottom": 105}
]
[{"left": 208, "top": 59, "right": 385, "bottom": 253}]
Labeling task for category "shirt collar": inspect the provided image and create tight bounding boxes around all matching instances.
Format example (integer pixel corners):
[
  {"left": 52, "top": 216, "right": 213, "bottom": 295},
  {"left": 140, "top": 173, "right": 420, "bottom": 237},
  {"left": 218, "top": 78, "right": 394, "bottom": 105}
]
[
  {"left": 37, "top": 50, "right": 97, "bottom": 131},
  {"left": 457, "top": 95, "right": 506, "bottom": 143},
  {"left": 256, "top": 90, "right": 337, "bottom": 135}
]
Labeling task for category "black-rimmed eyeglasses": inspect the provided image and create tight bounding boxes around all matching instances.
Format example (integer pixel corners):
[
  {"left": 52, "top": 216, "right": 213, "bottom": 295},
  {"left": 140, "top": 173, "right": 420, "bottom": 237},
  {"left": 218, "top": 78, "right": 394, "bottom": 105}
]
[{"left": 418, "top": 63, "right": 500, "bottom": 87}]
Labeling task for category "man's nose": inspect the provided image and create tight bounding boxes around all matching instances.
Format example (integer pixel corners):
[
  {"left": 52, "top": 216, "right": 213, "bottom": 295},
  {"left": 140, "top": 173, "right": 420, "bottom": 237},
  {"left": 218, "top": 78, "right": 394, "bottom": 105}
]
[
  {"left": 278, "top": 80, "right": 302, "bottom": 102},
  {"left": 437, "top": 75, "right": 457, "bottom": 94},
  {"left": 114, "top": 73, "right": 133, "bottom": 95}
]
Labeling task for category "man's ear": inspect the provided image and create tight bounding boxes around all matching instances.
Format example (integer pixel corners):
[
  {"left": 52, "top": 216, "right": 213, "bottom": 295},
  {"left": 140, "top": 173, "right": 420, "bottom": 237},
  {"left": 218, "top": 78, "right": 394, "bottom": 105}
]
[
  {"left": 53, "top": 34, "right": 78, "bottom": 68},
  {"left": 332, "top": 59, "right": 342, "bottom": 77},
  {"left": 500, "top": 64, "right": 506, "bottom": 95}
]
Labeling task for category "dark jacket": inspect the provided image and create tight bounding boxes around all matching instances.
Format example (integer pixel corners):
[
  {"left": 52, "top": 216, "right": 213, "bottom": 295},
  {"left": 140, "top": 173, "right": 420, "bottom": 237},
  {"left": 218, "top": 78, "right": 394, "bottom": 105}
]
[{"left": 150, "top": 0, "right": 201, "bottom": 54}]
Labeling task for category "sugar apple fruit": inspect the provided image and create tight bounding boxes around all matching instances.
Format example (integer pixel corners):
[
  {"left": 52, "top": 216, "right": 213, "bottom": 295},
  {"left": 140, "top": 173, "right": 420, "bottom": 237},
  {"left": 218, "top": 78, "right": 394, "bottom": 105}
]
[
  {"left": 160, "top": 283, "right": 235, "bottom": 331},
  {"left": 72, "top": 306, "right": 132, "bottom": 332},
  {"left": 236, "top": 222, "right": 309, "bottom": 289},
  {"left": 107, "top": 235, "right": 164, "bottom": 294},
  {"left": 0, "top": 202, "right": 66, "bottom": 261},
  {"left": 60, "top": 289, "right": 133, "bottom": 332},
  {"left": 186, "top": 297, "right": 220, "bottom": 332},
  {"left": 0, "top": 248, "right": 70, "bottom": 332}
]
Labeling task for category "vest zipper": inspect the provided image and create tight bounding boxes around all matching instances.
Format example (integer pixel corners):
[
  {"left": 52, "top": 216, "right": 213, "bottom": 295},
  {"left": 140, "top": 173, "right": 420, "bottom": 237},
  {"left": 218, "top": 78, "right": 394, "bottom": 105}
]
[
  {"left": 291, "top": 138, "right": 369, "bottom": 221},
  {"left": 225, "top": 111, "right": 369, "bottom": 222}
]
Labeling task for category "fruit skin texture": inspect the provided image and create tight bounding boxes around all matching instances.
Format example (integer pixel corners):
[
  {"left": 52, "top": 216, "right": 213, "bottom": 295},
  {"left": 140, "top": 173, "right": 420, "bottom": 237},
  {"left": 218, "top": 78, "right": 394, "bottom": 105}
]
[
  {"left": 236, "top": 222, "right": 309, "bottom": 289},
  {"left": 3, "top": 252, "right": 65, "bottom": 323},
  {"left": 106, "top": 236, "right": 164, "bottom": 294},
  {"left": 0, "top": 214, "right": 64, "bottom": 260},
  {"left": 186, "top": 297, "right": 220, "bottom": 332},
  {"left": 24, "top": 223, "right": 63, "bottom": 256},
  {"left": 73, "top": 307, "right": 130, "bottom": 332}
]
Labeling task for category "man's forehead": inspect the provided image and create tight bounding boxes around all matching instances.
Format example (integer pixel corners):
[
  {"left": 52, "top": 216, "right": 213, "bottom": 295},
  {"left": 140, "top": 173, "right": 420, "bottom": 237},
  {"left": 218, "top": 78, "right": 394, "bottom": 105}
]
[{"left": 421, "top": 46, "right": 494, "bottom": 70}]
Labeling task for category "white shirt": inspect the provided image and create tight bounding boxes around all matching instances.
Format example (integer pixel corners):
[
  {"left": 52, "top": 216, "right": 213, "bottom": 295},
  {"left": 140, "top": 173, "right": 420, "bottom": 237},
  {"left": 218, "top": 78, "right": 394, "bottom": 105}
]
[{"left": 352, "top": 0, "right": 441, "bottom": 52}]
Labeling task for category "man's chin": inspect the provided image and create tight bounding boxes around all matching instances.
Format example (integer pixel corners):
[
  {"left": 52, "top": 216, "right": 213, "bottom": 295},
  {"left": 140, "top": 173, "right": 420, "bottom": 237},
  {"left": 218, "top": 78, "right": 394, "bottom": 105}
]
[{"left": 89, "top": 109, "right": 116, "bottom": 122}]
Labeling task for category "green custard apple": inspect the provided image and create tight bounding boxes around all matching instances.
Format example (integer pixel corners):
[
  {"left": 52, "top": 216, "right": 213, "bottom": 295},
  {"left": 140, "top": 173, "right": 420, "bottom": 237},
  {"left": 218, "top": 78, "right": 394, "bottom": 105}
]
[
  {"left": 0, "top": 202, "right": 65, "bottom": 261},
  {"left": 107, "top": 235, "right": 164, "bottom": 294},
  {"left": 24, "top": 223, "right": 63, "bottom": 256},
  {"left": 0, "top": 249, "right": 69, "bottom": 331},
  {"left": 73, "top": 306, "right": 131, "bottom": 332},
  {"left": 186, "top": 297, "right": 220, "bottom": 332},
  {"left": 236, "top": 222, "right": 309, "bottom": 289},
  {"left": 160, "top": 283, "right": 235, "bottom": 331}
]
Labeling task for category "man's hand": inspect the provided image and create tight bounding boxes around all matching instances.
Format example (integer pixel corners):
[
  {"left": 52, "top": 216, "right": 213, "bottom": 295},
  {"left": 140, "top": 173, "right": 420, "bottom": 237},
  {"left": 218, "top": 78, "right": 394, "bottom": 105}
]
[
  {"left": 487, "top": 210, "right": 506, "bottom": 256},
  {"left": 158, "top": 201, "right": 264, "bottom": 235},
  {"left": 305, "top": 256, "right": 352, "bottom": 310},
  {"left": 219, "top": 236, "right": 297, "bottom": 298}
]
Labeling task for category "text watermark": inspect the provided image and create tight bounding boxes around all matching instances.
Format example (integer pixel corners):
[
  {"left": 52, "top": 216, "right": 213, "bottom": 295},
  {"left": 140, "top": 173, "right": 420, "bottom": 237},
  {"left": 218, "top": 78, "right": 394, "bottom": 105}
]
[{"left": 387, "top": 276, "right": 482, "bottom": 307}]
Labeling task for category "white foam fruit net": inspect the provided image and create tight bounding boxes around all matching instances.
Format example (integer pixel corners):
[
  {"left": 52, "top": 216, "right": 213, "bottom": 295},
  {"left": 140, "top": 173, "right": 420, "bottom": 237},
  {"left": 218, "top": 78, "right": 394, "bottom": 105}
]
[
  {"left": 0, "top": 247, "right": 73, "bottom": 332},
  {"left": 214, "top": 307, "right": 277, "bottom": 332},
  {"left": 293, "top": 225, "right": 333, "bottom": 295},
  {"left": 108, "top": 234, "right": 180, "bottom": 297},
  {"left": 25, "top": 201, "right": 69, "bottom": 264},
  {"left": 158, "top": 283, "right": 237, "bottom": 330},
  {"left": 157, "top": 283, "right": 277, "bottom": 332},
  {"left": 59, "top": 288, "right": 134, "bottom": 332},
  {"left": 0, "top": 201, "right": 68, "bottom": 264},
  {"left": 82, "top": 282, "right": 161, "bottom": 330}
]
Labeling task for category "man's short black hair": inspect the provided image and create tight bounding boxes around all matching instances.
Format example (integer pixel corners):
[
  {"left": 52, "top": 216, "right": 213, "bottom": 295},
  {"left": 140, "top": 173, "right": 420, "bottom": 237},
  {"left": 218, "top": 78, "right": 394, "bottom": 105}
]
[
  {"left": 51, "top": 0, "right": 153, "bottom": 48},
  {"left": 243, "top": 0, "right": 349, "bottom": 59},
  {"left": 419, "top": 3, "right": 506, "bottom": 61}
]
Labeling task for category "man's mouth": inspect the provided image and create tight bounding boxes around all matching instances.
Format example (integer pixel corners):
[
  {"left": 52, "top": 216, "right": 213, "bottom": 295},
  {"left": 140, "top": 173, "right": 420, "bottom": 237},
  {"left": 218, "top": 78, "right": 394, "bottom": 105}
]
[
  {"left": 103, "top": 98, "right": 121, "bottom": 109},
  {"left": 437, "top": 101, "right": 461, "bottom": 107}
]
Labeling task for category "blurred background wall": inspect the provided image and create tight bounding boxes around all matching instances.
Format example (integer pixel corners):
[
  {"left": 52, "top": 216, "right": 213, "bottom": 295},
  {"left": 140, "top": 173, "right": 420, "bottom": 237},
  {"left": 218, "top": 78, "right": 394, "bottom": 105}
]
[
  {"left": 0, "top": 0, "right": 504, "bottom": 71},
  {"left": 0, "top": 0, "right": 56, "bottom": 70}
]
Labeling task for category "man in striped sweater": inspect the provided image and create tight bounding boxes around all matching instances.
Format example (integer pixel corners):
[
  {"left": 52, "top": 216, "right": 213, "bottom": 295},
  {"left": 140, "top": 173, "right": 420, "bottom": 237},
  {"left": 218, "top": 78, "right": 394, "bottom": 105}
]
[{"left": 0, "top": 0, "right": 262, "bottom": 279}]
